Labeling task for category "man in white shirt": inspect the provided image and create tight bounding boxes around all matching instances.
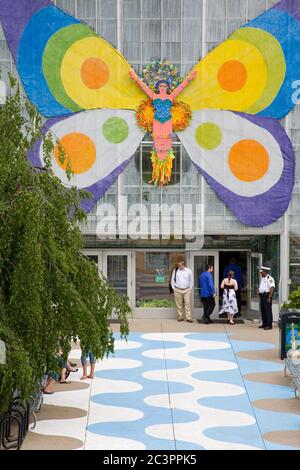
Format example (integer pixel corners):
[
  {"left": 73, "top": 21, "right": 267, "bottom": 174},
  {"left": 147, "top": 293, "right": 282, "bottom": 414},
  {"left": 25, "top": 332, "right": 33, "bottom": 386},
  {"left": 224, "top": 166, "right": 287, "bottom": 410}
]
[
  {"left": 258, "top": 266, "right": 275, "bottom": 330},
  {"left": 171, "top": 259, "right": 193, "bottom": 323}
]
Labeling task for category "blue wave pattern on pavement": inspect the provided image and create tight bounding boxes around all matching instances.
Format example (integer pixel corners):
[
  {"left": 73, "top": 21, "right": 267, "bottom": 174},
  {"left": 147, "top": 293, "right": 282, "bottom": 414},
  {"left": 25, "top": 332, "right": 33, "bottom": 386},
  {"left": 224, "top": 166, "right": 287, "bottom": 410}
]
[
  {"left": 86, "top": 332, "right": 300, "bottom": 450},
  {"left": 244, "top": 379, "right": 294, "bottom": 401},
  {"left": 188, "top": 336, "right": 264, "bottom": 449},
  {"left": 231, "top": 337, "right": 300, "bottom": 450},
  {"left": 230, "top": 339, "right": 276, "bottom": 353},
  {"left": 203, "top": 423, "right": 265, "bottom": 449},
  {"left": 89, "top": 333, "right": 195, "bottom": 449}
]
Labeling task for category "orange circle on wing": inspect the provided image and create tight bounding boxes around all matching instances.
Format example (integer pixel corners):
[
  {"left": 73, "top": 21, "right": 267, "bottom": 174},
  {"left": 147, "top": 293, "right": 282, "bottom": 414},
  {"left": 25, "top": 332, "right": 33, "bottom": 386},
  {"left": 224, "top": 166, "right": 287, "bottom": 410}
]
[
  {"left": 81, "top": 57, "right": 110, "bottom": 89},
  {"left": 228, "top": 139, "right": 270, "bottom": 182},
  {"left": 54, "top": 133, "right": 96, "bottom": 174},
  {"left": 217, "top": 60, "right": 248, "bottom": 92}
]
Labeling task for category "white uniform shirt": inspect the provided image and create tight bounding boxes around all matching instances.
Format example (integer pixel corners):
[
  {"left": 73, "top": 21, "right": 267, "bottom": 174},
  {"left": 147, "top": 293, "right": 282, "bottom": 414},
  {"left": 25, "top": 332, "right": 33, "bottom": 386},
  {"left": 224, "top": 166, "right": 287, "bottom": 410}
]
[
  {"left": 259, "top": 275, "right": 275, "bottom": 293},
  {"left": 171, "top": 267, "right": 193, "bottom": 290}
]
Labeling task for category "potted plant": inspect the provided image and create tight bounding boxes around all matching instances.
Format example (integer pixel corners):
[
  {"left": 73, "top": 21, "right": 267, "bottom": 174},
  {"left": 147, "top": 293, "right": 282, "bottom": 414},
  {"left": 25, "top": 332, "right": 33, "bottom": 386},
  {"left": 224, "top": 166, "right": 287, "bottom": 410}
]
[{"left": 282, "top": 287, "right": 300, "bottom": 312}]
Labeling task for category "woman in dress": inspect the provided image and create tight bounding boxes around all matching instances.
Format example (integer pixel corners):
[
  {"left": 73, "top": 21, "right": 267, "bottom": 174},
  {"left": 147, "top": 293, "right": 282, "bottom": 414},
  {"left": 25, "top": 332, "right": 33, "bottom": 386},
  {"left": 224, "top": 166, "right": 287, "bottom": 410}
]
[
  {"left": 129, "top": 68, "right": 196, "bottom": 184},
  {"left": 219, "top": 270, "right": 238, "bottom": 325}
]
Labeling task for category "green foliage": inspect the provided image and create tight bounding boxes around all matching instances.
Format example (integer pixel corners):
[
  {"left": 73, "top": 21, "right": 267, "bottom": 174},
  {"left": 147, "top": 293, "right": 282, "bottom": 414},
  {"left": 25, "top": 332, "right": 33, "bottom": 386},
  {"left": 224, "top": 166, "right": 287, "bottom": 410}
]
[
  {"left": 0, "top": 323, "right": 33, "bottom": 415},
  {"left": 282, "top": 286, "right": 300, "bottom": 310},
  {"left": 0, "top": 80, "right": 130, "bottom": 413},
  {"left": 136, "top": 298, "right": 175, "bottom": 308}
]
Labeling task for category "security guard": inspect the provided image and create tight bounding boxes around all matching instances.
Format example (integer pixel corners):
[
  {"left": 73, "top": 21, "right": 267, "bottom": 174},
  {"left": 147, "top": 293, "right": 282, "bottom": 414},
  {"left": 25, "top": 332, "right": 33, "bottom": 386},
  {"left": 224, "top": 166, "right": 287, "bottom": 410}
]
[{"left": 258, "top": 266, "right": 275, "bottom": 330}]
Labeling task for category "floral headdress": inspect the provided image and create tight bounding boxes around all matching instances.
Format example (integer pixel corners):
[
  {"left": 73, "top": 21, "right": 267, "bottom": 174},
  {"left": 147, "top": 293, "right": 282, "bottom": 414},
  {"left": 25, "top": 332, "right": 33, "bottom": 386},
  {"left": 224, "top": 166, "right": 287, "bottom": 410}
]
[{"left": 142, "top": 60, "right": 183, "bottom": 92}]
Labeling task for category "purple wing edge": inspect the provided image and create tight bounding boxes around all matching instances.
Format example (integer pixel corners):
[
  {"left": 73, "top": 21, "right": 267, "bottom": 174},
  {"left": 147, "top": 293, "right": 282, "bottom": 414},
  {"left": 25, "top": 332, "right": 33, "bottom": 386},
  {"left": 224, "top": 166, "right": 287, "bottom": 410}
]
[
  {"left": 27, "top": 115, "right": 133, "bottom": 213},
  {"left": 191, "top": 113, "right": 295, "bottom": 227}
]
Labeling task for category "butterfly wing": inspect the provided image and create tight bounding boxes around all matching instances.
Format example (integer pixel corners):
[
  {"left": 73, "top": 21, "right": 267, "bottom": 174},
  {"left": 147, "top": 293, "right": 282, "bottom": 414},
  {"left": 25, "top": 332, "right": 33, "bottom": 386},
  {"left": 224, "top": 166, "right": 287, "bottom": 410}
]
[
  {"left": 0, "top": 0, "right": 145, "bottom": 117},
  {"left": 29, "top": 109, "right": 145, "bottom": 211},
  {"left": 180, "top": 0, "right": 300, "bottom": 119},
  {"left": 177, "top": 110, "right": 295, "bottom": 227}
]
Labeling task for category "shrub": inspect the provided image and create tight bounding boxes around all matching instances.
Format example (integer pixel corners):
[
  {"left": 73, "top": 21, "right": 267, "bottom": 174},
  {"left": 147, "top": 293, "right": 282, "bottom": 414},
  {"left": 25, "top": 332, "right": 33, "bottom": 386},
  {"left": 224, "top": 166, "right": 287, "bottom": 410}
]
[
  {"left": 0, "top": 76, "right": 130, "bottom": 411},
  {"left": 282, "top": 286, "right": 300, "bottom": 310}
]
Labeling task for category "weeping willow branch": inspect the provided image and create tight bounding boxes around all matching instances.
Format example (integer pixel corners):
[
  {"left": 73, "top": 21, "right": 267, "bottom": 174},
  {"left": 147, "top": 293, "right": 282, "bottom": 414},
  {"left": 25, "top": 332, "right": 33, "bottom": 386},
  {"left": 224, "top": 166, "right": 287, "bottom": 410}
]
[{"left": 0, "top": 76, "right": 131, "bottom": 414}]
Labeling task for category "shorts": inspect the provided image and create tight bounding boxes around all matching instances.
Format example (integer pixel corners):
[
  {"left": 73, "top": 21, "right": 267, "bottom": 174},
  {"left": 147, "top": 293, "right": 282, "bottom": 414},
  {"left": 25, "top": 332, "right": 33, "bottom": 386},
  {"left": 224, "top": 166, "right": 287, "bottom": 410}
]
[{"left": 81, "top": 351, "right": 96, "bottom": 365}]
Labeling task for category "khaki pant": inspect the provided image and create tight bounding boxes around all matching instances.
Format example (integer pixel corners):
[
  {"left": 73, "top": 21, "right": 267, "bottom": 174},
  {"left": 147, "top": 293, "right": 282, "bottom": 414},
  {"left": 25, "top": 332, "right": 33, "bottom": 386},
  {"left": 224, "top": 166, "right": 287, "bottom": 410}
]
[{"left": 174, "top": 287, "right": 192, "bottom": 320}]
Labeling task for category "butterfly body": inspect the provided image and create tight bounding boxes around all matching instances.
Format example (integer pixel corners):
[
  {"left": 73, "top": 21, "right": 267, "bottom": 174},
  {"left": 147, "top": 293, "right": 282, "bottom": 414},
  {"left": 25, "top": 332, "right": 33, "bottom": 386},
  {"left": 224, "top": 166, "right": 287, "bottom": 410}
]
[
  {"left": 130, "top": 68, "right": 196, "bottom": 183},
  {"left": 153, "top": 99, "right": 173, "bottom": 124}
]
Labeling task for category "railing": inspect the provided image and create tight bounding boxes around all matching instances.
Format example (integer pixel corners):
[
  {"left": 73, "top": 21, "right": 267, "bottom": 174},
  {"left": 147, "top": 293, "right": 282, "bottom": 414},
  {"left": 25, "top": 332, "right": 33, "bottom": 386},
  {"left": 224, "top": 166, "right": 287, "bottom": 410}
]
[
  {"left": 0, "top": 381, "right": 44, "bottom": 451},
  {"left": 284, "top": 357, "right": 300, "bottom": 399},
  {"left": 0, "top": 397, "right": 29, "bottom": 450}
]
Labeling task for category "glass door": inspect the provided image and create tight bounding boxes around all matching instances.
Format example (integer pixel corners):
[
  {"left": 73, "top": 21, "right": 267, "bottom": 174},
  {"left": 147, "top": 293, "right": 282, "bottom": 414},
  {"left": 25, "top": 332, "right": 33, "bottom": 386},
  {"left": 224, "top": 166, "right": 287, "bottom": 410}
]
[
  {"left": 187, "top": 252, "right": 219, "bottom": 318},
  {"left": 103, "top": 252, "right": 132, "bottom": 309},
  {"left": 135, "top": 251, "right": 185, "bottom": 311},
  {"left": 249, "top": 252, "right": 263, "bottom": 312}
]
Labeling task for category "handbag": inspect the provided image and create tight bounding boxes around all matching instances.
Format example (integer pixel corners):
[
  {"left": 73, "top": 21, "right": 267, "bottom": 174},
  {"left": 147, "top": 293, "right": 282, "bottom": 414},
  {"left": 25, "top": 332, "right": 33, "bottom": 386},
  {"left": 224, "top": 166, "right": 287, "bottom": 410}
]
[{"left": 168, "top": 267, "right": 178, "bottom": 294}]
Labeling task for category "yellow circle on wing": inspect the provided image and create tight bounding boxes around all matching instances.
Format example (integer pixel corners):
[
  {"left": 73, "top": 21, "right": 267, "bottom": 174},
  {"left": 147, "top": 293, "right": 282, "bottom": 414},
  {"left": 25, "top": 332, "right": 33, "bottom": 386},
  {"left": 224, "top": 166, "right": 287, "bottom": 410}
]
[
  {"left": 228, "top": 139, "right": 270, "bottom": 182},
  {"left": 54, "top": 133, "right": 96, "bottom": 174},
  {"left": 60, "top": 36, "right": 144, "bottom": 110},
  {"left": 180, "top": 39, "right": 267, "bottom": 111}
]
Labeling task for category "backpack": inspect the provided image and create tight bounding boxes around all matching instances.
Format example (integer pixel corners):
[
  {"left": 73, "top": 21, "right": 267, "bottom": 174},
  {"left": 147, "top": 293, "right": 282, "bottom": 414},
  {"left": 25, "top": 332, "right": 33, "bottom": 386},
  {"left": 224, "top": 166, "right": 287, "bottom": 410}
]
[{"left": 168, "top": 267, "right": 178, "bottom": 294}]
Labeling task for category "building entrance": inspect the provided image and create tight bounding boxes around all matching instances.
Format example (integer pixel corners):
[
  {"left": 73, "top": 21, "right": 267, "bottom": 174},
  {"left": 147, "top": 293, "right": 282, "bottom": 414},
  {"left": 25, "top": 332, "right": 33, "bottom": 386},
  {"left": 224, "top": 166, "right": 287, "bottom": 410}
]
[
  {"left": 82, "top": 234, "right": 281, "bottom": 319},
  {"left": 219, "top": 251, "right": 248, "bottom": 316}
]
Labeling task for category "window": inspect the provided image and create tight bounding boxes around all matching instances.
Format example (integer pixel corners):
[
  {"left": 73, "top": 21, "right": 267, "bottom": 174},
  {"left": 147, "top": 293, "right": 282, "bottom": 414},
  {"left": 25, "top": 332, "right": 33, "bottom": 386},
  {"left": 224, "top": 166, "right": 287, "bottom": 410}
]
[{"left": 136, "top": 251, "right": 185, "bottom": 307}]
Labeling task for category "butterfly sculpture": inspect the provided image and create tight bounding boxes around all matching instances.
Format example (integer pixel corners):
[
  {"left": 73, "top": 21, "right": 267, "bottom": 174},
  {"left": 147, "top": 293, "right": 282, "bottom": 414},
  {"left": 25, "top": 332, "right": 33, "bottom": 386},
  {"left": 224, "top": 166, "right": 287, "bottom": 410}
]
[{"left": 0, "top": 0, "right": 297, "bottom": 227}]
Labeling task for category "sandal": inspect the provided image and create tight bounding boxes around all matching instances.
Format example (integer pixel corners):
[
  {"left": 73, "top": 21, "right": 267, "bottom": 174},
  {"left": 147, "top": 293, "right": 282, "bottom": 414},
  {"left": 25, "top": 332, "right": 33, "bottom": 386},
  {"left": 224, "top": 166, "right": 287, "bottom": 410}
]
[
  {"left": 42, "top": 390, "right": 54, "bottom": 394},
  {"left": 60, "top": 380, "right": 71, "bottom": 384}
]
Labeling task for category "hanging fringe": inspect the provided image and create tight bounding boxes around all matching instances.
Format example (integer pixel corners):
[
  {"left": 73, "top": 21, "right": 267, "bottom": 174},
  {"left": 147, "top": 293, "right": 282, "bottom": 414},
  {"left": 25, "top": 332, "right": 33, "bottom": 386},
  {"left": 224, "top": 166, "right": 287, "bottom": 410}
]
[{"left": 149, "top": 149, "right": 175, "bottom": 186}]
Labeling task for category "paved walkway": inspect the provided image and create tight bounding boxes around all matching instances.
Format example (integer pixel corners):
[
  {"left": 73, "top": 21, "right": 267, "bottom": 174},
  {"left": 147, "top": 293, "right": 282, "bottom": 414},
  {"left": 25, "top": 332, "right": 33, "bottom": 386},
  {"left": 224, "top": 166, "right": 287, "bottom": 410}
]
[{"left": 22, "top": 321, "right": 300, "bottom": 450}]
